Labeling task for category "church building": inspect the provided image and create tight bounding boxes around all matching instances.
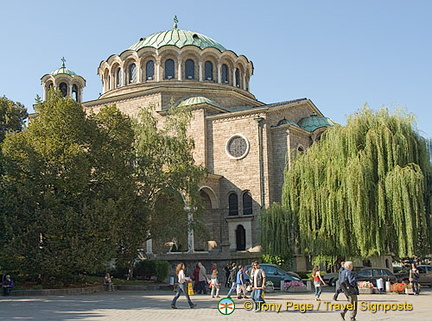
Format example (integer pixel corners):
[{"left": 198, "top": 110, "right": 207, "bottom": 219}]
[{"left": 40, "top": 18, "right": 334, "bottom": 270}]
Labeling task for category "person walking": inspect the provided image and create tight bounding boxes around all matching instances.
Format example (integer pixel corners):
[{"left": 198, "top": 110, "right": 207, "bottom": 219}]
[
  {"left": 210, "top": 268, "right": 220, "bottom": 298},
  {"left": 171, "top": 263, "right": 197, "bottom": 309},
  {"left": 409, "top": 263, "right": 420, "bottom": 295},
  {"left": 312, "top": 266, "right": 326, "bottom": 301},
  {"left": 197, "top": 262, "right": 208, "bottom": 294},
  {"left": 250, "top": 261, "right": 266, "bottom": 312},
  {"left": 339, "top": 261, "right": 358, "bottom": 321},
  {"left": 224, "top": 263, "right": 231, "bottom": 288},
  {"left": 193, "top": 264, "right": 200, "bottom": 292},
  {"left": 226, "top": 263, "right": 238, "bottom": 298},
  {"left": 236, "top": 265, "right": 248, "bottom": 299},
  {"left": 333, "top": 261, "right": 345, "bottom": 301}
]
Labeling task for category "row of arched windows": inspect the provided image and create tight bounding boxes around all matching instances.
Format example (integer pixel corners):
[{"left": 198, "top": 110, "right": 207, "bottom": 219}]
[
  {"left": 104, "top": 58, "right": 249, "bottom": 92},
  {"left": 45, "top": 81, "right": 81, "bottom": 102},
  {"left": 228, "top": 191, "right": 253, "bottom": 216}
]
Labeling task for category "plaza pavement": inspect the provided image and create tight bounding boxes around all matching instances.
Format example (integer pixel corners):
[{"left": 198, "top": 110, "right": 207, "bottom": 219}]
[{"left": 0, "top": 286, "right": 431, "bottom": 321}]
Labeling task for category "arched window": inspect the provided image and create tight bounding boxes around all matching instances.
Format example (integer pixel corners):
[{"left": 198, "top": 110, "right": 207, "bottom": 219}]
[
  {"left": 228, "top": 193, "right": 238, "bottom": 216},
  {"left": 222, "top": 64, "right": 229, "bottom": 83},
  {"left": 146, "top": 60, "right": 154, "bottom": 80},
  {"left": 59, "top": 82, "right": 68, "bottom": 97},
  {"left": 185, "top": 59, "right": 195, "bottom": 79},
  {"left": 243, "top": 192, "right": 253, "bottom": 215},
  {"left": 235, "top": 68, "right": 240, "bottom": 88},
  {"left": 128, "top": 63, "right": 137, "bottom": 83},
  {"left": 72, "top": 84, "right": 79, "bottom": 102},
  {"left": 165, "top": 59, "right": 175, "bottom": 79},
  {"left": 235, "top": 225, "right": 246, "bottom": 251},
  {"left": 116, "top": 67, "right": 123, "bottom": 87},
  {"left": 205, "top": 61, "right": 213, "bottom": 81}
]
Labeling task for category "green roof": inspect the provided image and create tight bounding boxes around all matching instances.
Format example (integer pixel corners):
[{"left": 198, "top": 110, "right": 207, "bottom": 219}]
[
  {"left": 129, "top": 27, "right": 226, "bottom": 51},
  {"left": 50, "top": 58, "right": 77, "bottom": 76},
  {"left": 51, "top": 66, "right": 77, "bottom": 76},
  {"left": 177, "top": 96, "right": 221, "bottom": 108},
  {"left": 298, "top": 113, "right": 336, "bottom": 132}
]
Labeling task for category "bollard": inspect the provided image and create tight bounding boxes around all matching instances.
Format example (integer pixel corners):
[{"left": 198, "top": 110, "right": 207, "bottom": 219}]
[
  {"left": 306, "top": 280, "right": 312, "bottom": 292},
  {"left": 385, "top": 281, "right": 391, "bottom": 293}
]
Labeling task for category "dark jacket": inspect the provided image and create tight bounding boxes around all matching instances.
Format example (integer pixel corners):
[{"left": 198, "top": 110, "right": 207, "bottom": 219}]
[{"left": 228, "top": 267, "right": 237, "bottom": 284}]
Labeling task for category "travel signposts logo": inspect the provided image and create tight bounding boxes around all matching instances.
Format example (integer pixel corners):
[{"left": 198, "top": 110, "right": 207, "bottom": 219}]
[{"left": 217, "top": 297, "right": 235, "bottom": 315}]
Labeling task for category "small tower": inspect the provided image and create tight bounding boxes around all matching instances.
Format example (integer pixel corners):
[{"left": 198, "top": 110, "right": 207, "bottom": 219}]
[{"left": 41, "top": 57, "right": 86, "bottom": 102}]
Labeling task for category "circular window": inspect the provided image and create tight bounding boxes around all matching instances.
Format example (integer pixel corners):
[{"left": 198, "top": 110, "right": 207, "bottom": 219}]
[{"left": 226, "top": 134, "right": 250, "bottom": 159}]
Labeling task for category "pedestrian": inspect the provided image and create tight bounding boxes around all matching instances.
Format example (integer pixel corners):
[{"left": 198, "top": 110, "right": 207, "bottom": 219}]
[
  {"left": 226, "top": 263, "right": 237, "bottom": 298},
  {"left": 250, "top": 261, "right": 266, "bottom": 312},
  {"left": 333, "top": 261, "right": 345, "bottom": 301},
  {"left": 210, "top": 267, "right": 220, "bottom": 298},
  {"left": 2, "top": 275, "right": 14, "bottom": 296},
  {"left": 193, "top": 264, "right": 200, "bottom": 292},
  {"left": 236, "top": 265, "right": 248, "bottom": 299},
  {"left": 409, "top": 263, "right": 420, "bottom": 295},
  {"left": 197, "top": 262, "right": 208, "bottom": 294},
  {"left": 171, "top": 263, "right": 197, "bottom": 309},
  {"left": 339, "top": 261, "right": 358, "bottom": 321},
  {"left": 312, "top": 266, "right": 326, "bottom": 301},
  {"left": 224, "top": 263, "right": 231, "bottom": 287}
]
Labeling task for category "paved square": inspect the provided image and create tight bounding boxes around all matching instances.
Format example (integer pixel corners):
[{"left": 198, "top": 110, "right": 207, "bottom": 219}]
[{"left": 0, "top": 288, "right": 430, "bottom": 320}]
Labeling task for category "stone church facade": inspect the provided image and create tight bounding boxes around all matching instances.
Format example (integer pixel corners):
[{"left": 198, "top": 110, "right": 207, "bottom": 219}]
[{"left": 41, "top": 19, "right": 334, "bottom": 271}]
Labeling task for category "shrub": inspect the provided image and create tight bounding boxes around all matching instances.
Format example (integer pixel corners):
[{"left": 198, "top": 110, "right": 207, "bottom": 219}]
[{"left": 134, "top": 260, "right": 169, "bottom": 282}]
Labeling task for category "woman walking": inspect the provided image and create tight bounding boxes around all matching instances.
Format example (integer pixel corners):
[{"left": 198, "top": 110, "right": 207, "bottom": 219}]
[
  {"left": 171, "top": 263, "right": 197, "bottom": 309},
  {"left": 312, "top": 266, "right": 326, "bottom": 301}
]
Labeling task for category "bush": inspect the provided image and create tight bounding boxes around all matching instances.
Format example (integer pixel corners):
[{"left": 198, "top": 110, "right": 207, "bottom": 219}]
[{"left": 134, "top": 260, "right": 169, "bottom": 282}]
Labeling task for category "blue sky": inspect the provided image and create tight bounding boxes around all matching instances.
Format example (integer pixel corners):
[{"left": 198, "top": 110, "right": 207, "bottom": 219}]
[{"left": 1, "top": 0, "right": 431, "bottom": 137}]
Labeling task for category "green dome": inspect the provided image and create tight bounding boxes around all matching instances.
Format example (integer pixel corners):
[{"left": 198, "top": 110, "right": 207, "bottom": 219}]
[
  {"left": 50, "top": 58, "right": 77, "bottom": 76},
  {"left": 129, "top": 27, "right": 226, "bottom": 51},
  {"left": 177, "top": 96, "right": 221, "bottom": 108},
  {"left": 298, "top": 113, "right": 336, "bottom": 132},
  {"left": 276, "top": 118, "right": 299, "bottom": 127},
  {"left": 51, "top": 66, "right": 77, "bottom": 76}
]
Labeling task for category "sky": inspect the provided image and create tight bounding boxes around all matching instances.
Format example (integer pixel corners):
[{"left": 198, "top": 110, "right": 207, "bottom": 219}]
[{"left": 1, "top": 0, "right": 431, "bottom": 138}]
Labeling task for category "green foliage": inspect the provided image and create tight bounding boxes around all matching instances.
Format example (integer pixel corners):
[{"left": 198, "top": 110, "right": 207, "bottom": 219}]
[
  {"left": 0, "top": 90, "right": 141, "bottom": 282},
  {"left": 133, "top": 103, "right": 206, "bottom": 246},
  {"left": 0, "top": 96, "right": 28, "bottom": 143},
  {"left": 262, "top": 106, "right": 432, "bottom": 259},
  {"left": 134, "top": 260, "right": 169, "bottom": 282},
  {"left": 262, "top": 254, "right": 287, "bottom": 266},
  {"left": 0, "top": 91, "right": 206, "bottom": 284}
]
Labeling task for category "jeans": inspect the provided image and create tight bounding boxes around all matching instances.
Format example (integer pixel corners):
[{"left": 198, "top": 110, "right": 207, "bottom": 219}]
[
  {"left": 171, "top": 283, "right": 194, "bottom": 307},
  {"left": 226, "top": 282, "right": 237, "bottom": 297},
  {"left": 411, "top": 280, "right": 419, "bottom": 295},
  {"left": 314, "top": 282, "right": 322, "bottom": 298},
  {"left": 251, "top": 289, "right": 265, "bottom": 310}
]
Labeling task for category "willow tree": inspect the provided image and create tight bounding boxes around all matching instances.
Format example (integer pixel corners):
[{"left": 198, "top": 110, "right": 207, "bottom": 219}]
[{"left": 261, "top": 106, "right": 432, "bottom": 260}]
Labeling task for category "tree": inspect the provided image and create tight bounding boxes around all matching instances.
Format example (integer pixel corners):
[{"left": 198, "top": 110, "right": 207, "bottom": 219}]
[
  {"left": 133, "top": 104, "right": 206, "bottom": 251},
  {"left": 0, "top": 91, "right": 141, "bottom": 284},
  {"left": 261, "top": 106, "right": 432, "bottom": 261},
  {"left": 0, "top": 96, "right": 28, "bottom": 143}
]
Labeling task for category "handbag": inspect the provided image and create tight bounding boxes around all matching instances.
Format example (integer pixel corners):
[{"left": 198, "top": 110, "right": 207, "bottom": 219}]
[{"left": 340, "top": 280, "right": 357, "bottom": 295}]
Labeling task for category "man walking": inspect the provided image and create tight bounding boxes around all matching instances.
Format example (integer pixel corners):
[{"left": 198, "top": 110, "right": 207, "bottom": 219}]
[
  {"left": 197, "top": 262, "right": 207, "bottom": 295},
  {"left": 250, "top": 261, "right": 266, "bottom": 312},
  {"left": 333, "top": 261, "right": 345, "bottom": 301},
  {"left": 339, "top": 261, "right": 358, "bottom": 321},
  {"left": 226, "top": 263, "right": 237, "bottom": 298}
]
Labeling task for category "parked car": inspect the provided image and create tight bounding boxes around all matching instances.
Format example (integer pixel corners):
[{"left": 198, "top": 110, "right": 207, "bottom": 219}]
[
  {"left": 395, "top": 265, "right": 432, "bottom": 287},
  {"left": 355, "top": 267, "right": 397, "bottom": 285},
  {"left": 322, "top": 272, "right": 339, "bottom": 287},
  {"left": 244, "top": 264, "right": 303, "bottom": 288}
]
